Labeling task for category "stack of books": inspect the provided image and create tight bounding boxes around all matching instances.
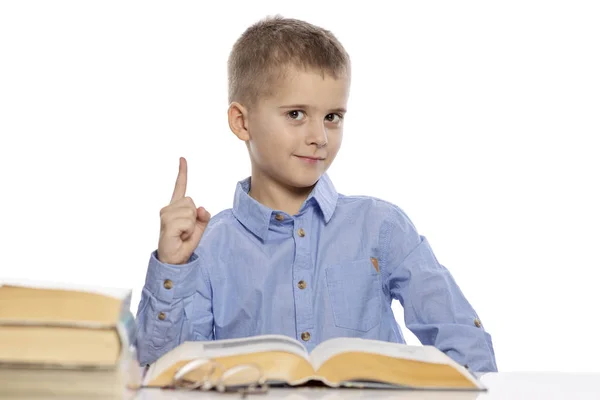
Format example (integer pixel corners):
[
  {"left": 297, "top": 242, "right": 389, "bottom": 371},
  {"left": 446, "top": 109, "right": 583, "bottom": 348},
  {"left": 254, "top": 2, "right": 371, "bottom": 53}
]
[{"left": 0, "top": 280, "right": 141, "bottom": 398}]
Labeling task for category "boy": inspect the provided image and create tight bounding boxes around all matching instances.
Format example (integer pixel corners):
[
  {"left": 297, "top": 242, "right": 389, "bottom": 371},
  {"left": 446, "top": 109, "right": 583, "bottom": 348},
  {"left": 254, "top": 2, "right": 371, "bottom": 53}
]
[{"left": 135, "top": 16, "right": 498, "bottom": 372}]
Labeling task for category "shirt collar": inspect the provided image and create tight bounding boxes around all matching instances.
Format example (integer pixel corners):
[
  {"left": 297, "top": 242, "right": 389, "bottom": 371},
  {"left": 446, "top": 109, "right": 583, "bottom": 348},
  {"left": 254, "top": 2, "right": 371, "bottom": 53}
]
[{"left": 232, "top": 173, "right": 339, "bottom": 241}]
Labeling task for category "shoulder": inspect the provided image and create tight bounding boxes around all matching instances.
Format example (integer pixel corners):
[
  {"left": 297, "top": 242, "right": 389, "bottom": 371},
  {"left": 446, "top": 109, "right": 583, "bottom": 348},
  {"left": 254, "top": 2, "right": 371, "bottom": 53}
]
[
  {"left": 334, "top": 193, "right": 420, "bottom": 248},
  {"left": 335, "top": 193, "right": 423, "bottom": 265},
  {"left": 336, "top": 193, "right": 415, "bottom": 228},
  {"left": 202, "top": 208, "right": 237, "bottom": 235},
  {"left": 195, "top": 208, "right": 238, "bottom": 247},
  {"left": 192, "top": 208, "right": 237, "bottom": 259},
  {"left": 337, "top": 193, "right": 400, "bottom": 210}
]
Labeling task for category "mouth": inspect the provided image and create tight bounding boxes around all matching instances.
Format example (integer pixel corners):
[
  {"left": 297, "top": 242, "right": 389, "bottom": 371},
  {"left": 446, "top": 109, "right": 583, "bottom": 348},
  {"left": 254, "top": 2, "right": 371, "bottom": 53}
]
[
  {"left": 295, "top": 155, "right": 326, "bottom": 164},
  {"left": 295, "top": 155, "right": 325, "bottom": 161}
]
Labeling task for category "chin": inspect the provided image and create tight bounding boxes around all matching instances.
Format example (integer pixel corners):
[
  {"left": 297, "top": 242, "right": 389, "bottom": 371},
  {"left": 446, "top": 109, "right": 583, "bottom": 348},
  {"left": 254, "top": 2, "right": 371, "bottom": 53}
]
[{"left": 284, "top": 170, "right": 324, "bottom": 189}]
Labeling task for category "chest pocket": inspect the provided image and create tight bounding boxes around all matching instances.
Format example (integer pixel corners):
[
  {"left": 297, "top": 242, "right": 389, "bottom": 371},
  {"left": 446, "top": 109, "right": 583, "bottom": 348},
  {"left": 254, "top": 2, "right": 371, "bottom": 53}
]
[{"left": 325, "top": 258, "right": 382, "bottom": 332}]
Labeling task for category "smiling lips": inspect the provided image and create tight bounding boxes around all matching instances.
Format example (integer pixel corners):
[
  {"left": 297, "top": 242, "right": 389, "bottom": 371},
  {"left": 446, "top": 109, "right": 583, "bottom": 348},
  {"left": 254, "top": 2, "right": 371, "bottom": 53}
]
[{"left": 295, "top": 155, "right": 325, "bottom": 164}]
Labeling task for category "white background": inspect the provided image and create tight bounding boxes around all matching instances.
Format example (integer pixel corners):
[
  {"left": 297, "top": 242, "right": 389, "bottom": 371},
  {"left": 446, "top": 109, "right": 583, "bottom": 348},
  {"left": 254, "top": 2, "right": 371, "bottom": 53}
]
[{"left": 1, "top": 1, "right": 599, "bottom": 373}]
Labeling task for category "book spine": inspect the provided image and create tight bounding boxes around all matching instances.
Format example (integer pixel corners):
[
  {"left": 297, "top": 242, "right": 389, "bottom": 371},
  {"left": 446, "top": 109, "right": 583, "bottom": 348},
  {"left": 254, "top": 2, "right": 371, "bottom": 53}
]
[
  {"left": 115, "top": 290, "right": 135, "bottom": 352},
  {"left": 116, "top": 309, "right": 136, "bottom": 353},
  {"left": 116, "top": 307, "right": 142, "bottom": 389}
]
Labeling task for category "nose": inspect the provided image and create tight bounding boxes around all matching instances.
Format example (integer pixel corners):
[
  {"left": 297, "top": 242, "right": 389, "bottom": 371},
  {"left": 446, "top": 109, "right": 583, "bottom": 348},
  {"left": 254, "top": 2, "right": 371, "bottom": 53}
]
[{"left": 306, "top": 122, "right": 328, "bottom": 148}]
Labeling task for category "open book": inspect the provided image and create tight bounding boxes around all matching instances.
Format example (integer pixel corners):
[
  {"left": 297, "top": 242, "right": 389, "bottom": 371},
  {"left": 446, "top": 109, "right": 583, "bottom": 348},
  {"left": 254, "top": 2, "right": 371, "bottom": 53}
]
[{"left": 143, "top": 334, "right": 486, "bottom": 391}]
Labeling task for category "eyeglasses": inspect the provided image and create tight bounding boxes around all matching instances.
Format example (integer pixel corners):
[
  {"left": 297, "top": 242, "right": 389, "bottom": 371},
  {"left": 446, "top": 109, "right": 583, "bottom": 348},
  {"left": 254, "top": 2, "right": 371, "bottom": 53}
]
[{"left": 168, "top": 357, "right": 269, "bottom": 397}]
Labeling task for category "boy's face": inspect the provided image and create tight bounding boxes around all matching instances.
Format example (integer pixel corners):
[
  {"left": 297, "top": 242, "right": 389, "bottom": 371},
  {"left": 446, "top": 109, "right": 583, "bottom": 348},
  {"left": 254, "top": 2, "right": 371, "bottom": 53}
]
[{"left": 243, "top": 67, "right": 350, "bottom": 190}]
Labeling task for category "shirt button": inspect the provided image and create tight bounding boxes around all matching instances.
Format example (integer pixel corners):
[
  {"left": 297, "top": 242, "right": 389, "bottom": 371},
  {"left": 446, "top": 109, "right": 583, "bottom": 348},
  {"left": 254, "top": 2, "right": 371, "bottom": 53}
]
[
  {"left": 163, "top": 279, "right": 173, "bottom": 290},
  {"left": 275, "top": 213, "right": 284, "bottom": 221},
  {"left": 301, "top": 332, "right": 311, "bottom": 341},
  {"left": 474, "top": 318, "right": 482, "bottom": 328},
  {"left": 297, "top": 280, "right": 307, "bottom": 289},
  {"left": 297, "top": 228, "right": 305, "bottom": 237},
  {"left": 158, "top": 312, "right": 166, "bottom": 321}
]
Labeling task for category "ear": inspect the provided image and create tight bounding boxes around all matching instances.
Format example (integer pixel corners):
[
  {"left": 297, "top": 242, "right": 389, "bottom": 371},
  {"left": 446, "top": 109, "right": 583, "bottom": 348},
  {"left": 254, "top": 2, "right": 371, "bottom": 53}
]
[{"left": 228, "top": 102, "right": 250, "bottom": 142}]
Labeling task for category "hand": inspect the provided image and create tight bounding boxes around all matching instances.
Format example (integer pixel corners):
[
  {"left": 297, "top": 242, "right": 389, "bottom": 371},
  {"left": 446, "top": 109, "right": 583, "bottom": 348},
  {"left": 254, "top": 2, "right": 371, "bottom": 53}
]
[{"left": 157, "top": 157, "right": 211, "bottom": 265}]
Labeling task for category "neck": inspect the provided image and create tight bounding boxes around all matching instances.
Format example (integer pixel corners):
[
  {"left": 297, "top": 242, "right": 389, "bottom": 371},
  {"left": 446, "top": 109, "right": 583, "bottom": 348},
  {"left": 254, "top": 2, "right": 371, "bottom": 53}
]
[{"left": 248, "top": 167, "right": 314, "bottom": 216}]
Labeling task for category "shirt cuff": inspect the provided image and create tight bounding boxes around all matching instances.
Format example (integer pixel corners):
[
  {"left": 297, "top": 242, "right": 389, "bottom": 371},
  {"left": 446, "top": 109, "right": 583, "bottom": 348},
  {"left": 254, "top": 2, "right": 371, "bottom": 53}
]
[{"left": 143, "top": 250, "right": 201, "bottom": 303}]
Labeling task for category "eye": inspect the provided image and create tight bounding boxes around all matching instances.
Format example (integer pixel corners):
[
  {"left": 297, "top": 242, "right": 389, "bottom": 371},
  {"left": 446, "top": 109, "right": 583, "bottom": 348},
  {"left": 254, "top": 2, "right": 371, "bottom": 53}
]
[
  {"left": 325, "top": 113, "right": 343, "bottom": 123},
  {"left": 287, "top": 110, "right": 305, "bottom": 121}
]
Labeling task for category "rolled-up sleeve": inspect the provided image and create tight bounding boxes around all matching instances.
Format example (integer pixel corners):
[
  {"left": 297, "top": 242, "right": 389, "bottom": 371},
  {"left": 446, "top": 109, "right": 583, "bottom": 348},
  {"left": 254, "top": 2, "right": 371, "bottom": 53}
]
[
  {"left": 134, "top": 249, "right": 214, "bottom": 366},
  {"left": 380, "top": 206, "right": 497, "bottom": 372}
]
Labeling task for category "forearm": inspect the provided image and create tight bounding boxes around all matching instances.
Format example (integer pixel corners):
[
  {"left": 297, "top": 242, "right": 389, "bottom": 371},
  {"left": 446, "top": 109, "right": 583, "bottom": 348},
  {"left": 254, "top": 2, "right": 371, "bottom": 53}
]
[
  {"left": 135, "top": 250, "right": 213, "bottom": 366},
  {"left": 407, "top": 319, "right": 497, "bottom": 372},
  {"left": 381, "top": 206, "right": 497, "bottom": 372},
  {"left": 389, "top": 237, "right": 497, "bottom": 372}
]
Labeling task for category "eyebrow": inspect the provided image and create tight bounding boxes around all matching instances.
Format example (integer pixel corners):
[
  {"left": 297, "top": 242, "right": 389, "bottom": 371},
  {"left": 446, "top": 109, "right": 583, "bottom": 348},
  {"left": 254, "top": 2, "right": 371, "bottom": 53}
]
[{"left": 279, "top": 104, "right": 347, "bottom": 113}]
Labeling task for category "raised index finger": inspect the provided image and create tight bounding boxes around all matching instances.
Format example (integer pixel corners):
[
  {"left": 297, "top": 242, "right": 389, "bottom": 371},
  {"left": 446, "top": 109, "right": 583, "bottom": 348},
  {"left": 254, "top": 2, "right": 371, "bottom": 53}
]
[{"left": 170, "top": 157, "right": 188, "bottom": 203}]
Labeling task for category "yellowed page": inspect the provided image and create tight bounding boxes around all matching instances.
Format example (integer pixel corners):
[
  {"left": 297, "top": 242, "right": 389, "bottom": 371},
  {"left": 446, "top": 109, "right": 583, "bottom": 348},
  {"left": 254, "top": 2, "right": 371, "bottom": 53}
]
[
  {"left": 309, "top": 337, "right": 448, "bottom": 370},
  {"left": 145, "top": 351, "right": 316, "bottom": 388},
  {"left": 0, "top": 280, "right": 130, "bottom": 325},
  {"left": 310, "top": 338, "right": 483, "bottom": 389},
  {"left": 0, "top": 325, "right": 120, "bottom": 367},
  {"left": 0, "top": 279, "right": 131, "bottom": 300},
  {"left": 316, "top": 352, "right": 480, "bottom": 389},
  {"left": 144, "top": 334, "right": 313, "bottom": 387}
]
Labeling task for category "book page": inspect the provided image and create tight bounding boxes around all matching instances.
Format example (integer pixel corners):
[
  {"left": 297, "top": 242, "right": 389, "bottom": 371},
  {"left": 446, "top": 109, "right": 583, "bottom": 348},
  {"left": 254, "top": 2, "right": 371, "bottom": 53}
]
[
  {"left": 0, "top": 278, "right": 131, "bottom": 300},
  {"left": 0, "top": 279, "right": 132, "bottom": 326},
  {"left": 145, "top": 334, "right": 310, "bottom": 385},
  {"left": 309, "top": 337, "right": 482, "bottom": 389},
  {"left": 310, "top": 337, "right": 454, "bottom": 371}
]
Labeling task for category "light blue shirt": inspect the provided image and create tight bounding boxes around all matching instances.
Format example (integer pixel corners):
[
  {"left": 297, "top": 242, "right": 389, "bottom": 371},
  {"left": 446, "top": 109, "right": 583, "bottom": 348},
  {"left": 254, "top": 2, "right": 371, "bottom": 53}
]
[{"left": 135, "top": 174, "right": 497, "bottom": 372}]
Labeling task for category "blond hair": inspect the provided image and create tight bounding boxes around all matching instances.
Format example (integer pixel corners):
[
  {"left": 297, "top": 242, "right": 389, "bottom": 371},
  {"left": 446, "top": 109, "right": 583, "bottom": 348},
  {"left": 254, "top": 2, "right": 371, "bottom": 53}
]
[{"left": 227, "top": 15, "right": 351, "bottom": 108}]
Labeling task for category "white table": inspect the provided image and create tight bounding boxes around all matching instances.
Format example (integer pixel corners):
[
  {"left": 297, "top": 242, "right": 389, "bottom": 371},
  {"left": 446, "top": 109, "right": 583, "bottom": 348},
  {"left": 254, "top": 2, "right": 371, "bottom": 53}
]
[{"left": 133, "top": 372, "right": 600, "bottom": 399}]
